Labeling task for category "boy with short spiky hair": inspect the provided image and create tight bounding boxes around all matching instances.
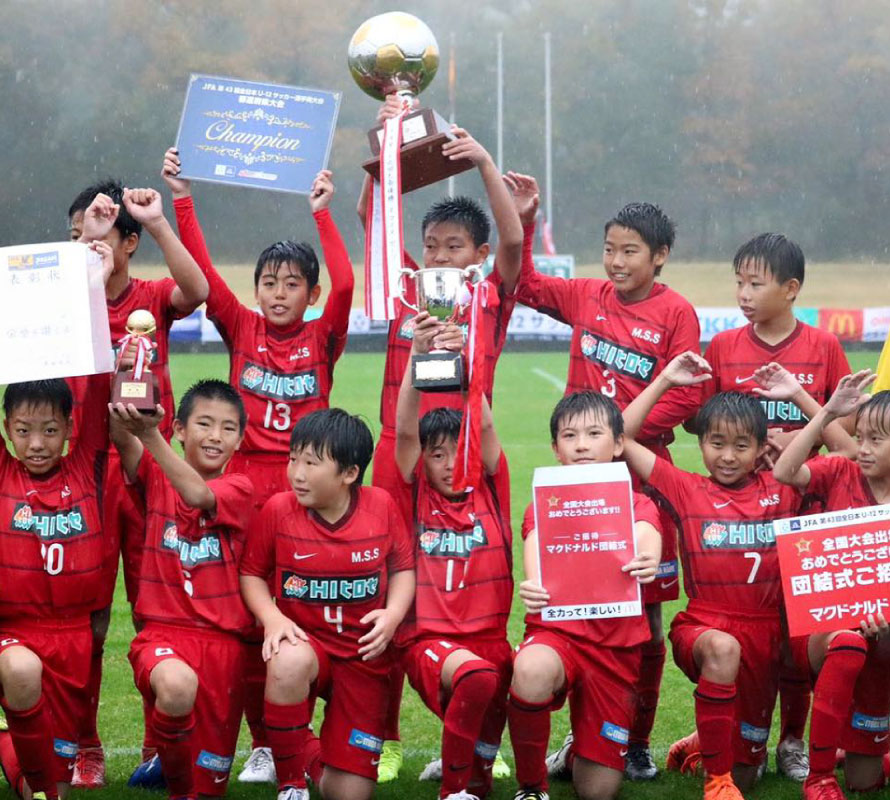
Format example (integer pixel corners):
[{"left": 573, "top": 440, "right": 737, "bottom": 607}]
[
  {"left": 67, "top": 180, "right": 209, "bottom": 788},
  {"left": 240, "top": 409, "right": 415, "bottom": 800},
  {"left": 514, "top": 180, "right": 699, "bottom": 778},
  {"left": 110, "top": 380, "right": 253, "bottom": 800}
]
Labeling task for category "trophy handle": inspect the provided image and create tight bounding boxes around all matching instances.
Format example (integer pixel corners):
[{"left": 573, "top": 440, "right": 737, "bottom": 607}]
[
  {"left": 397, "top": 268, "right": 420, "bottom": 312},
  {"left": 462, "top": 264, "right": 484, "bottom": 283}
]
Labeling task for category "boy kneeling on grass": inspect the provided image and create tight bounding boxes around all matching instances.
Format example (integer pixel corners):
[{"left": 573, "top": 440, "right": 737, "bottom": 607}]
[{"left": 239, "top": 409, "right": 415, "bottom": 800}]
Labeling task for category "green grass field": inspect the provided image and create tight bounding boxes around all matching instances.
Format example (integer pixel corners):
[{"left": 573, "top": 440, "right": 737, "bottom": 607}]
[{"left": 53, "top": 349, "right": 890, "bottom": 800}]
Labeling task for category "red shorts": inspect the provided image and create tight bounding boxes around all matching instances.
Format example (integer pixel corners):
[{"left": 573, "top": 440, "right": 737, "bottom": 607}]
[
  {"left": 670, "top": 601, "right": 782, "bottom": 766},
  {"left": 371, "top": 430, "right": 411, "bottom": 526},
  {"left": 303, "top": 637, "right": 390, "bottom": 781},
  {"left": 517, "top": 627, "right": 640, "bottom": 771},
  {"left": 0, "top": 617, "right": 91, "bottom": 783},
  {"left": 228, "top": 451, "right": 288, "bottom": 512},
  {"left": 399, "top": 636, "right": 512, "bottom": 719},
  {"left": 129, "top": 623, "right": 246, "bottom": 796},
  {"left": 640, "top": 488, "right": 680, "bottom": 605}
]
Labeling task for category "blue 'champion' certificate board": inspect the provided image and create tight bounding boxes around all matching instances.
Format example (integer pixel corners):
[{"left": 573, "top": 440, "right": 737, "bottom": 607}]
[{"left": 175, "top": 74, "right": 341, "bottom": 194}]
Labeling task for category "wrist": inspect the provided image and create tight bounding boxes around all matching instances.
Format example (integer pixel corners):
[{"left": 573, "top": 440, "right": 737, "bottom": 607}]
[
  {"left": 171, "top": 188, "right": 191, "bottom": 200},
  {"left": 143, "top": 216, "right": 170, "bottom": 237}
]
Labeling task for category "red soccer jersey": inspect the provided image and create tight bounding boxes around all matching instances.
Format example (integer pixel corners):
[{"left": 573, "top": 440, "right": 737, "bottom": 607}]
[
  {"left": 174, "top": 197, "right": 353, "bottom": 455},
  {"left": 805, "top": 455, "right": 877, "bottom": 511},
  {"left": 131, "top": 455, "right": 254, "bottom": 635},
  {"left": 70, "top": 277, "right": 179, "bottom": 443},
  {"left": 396, "top": 453, "right": 513, "bottom": 643},
  {"left": 703, "top": 321, "right": 851, "bottom": 431},
  {"left": 378, "top": 249, "right": 519, "bottom": 433},
  {"left": 240, "top": 487, "right": 414, "bottom": 662},
  {"left": 647, "top": 457, "right": 803, "bottom": 610},
  {"left": 522, "top": 491, "right": 660, "bottom": 648},
  {"left": 516, "top": 271, "right": 701, "bottom": 448},
  {"left": 0, "top": 373, "right": 109, "bottom": 619}
]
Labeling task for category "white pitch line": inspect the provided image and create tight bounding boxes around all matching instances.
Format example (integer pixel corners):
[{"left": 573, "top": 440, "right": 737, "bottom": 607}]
[{"left": 531, "top": 367, "right": 566, "bottom": 392}]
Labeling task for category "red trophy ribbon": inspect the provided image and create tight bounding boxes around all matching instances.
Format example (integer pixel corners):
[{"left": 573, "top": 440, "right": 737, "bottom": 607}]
[{"left": 452, "top": 279, "right": 492, "bottom": 493}]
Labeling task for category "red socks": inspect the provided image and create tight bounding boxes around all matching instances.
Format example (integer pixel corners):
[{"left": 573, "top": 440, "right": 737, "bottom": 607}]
[
  {"left": 79, "top": 644, "right": 104, "bottom": 749},
  {"left": 151, "top": 707, "right": 196, "bottom": 797},
  {"left": 265, "top": 699, "right": 310, "bottom": 790},
  {"left": 384, "top": 663, "right": 405, "bottom": 741},
  {"left": 507, "top": 690, "right": 553, "bottom": 792},
  {"left": 695, "top": 677, "right": 737, "bottom": 777},
  {"left": 2, "top": 696, "right": 58, "bottom": 796},
  {"left": 630, "top": 638, "right": 666, "bottom": 746},
  {"left": 440, "top": 660, "right": 499, "bottom": 798},
  {"left": 810, "top": 632, "right": 868, "bottom": 776},
  {"left": 304, "top": 732, "right": 323, "bottom": 785}
]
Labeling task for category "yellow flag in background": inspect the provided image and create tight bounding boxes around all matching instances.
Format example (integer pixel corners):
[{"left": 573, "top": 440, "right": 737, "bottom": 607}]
[{"left": 874, "top": 333, "right": 890, "bottom": 393}]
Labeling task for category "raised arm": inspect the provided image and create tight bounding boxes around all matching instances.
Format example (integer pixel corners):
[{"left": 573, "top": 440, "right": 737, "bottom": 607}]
[
  {"left": 310, "top": 170, "right": 354, "bottom": 337},
  {"left": 122, "top": 187, "right": 209, "bottom": 315},
  {"left": 773, "top": 370, "right": 875, "bottom": 488},
  {"left": 163, "top": 148, "right": 242, "bottom": 330},
  {"left": 109, "top": 403, "right": 216, "bottom": 511},
  {"left": 503, "top": 171, "right": 539, "bottom": 290},
  {"left": 479, "top": 394, "right": 503, "bottom": 476},
  {"left": 442, "top": 128, "right": 522, "bottom": 293}
]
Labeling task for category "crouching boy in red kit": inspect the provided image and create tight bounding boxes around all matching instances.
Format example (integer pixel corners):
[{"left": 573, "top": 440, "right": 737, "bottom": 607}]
[
  {"left": 508, "top": 391, "right": 662, "bottom": 800},
  {"left": 240, "top": 409, "right": 415, "bottom": 800},
  {"left": 394, "top": 313, "right": 514, "bottom": 800},
  {"left": 110, "top": 380, "right": 254, "bottom": 800}
]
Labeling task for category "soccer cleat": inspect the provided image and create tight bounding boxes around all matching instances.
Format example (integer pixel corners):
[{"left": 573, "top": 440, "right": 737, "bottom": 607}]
[
  {"left": 277, "top": 788, "right": 309, "bottom": 800},
  {"left": 512, "top": 790, "right": 549, "bottom": 800},
  {"left": 703, "top": 772, "right": 745, "bottom": 800},
  {"left": 624, "top": 743, "right": 658, "bottom": 781},
  {"left": 418, "top": 757, "right": 442, "bottom": 781},
  {"left": 545, "top": 731, "right": 573, "bottom": 779},
  {"left": 776, "top": 736, "right": 809, "bottom": 782},
  {"left": 127, "top": 753, "right": 166, "bottom": 790},
  {"left": 72, "top": 745, "right": 106, "bottom": 789},
  {"left": 802, "top": 773, "right": 845, "bottom": 800},
  {"left": 493, "top": 749, "right": 511, "bottom": 779},
  {"left": 666, "top": 729, "right": 702, "bottom": 775},
  {"left": 238, "top": 746, "right": 276, "bottom": 783},
  {"left": 443, "top": 792, "right": 480, "bottom": 800},
  {"left": 376, "top": 739, "right": 403, "bottom": 783}
]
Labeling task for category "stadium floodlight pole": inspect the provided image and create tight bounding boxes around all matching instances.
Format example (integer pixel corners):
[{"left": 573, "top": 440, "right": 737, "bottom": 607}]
[
  {"left": 544, "top": 31, "right": 553, "bottom": 231},
  {"left": 496, "top": 31, "right": 504, "bottom": 173},
  {"left": 448, "top": 31, "right": 457, "bottom": 196}
]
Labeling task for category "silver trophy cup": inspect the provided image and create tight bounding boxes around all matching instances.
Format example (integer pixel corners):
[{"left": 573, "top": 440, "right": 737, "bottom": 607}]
[{"left": 398, "top": 265, "right": 483, "bottom": 392}]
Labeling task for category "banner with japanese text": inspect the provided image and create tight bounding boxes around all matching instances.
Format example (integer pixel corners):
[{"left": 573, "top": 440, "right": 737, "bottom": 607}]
[
  {"left": 0, "top": 242, "right": 112, "bottom": 383},
  {"left": 775, "top": 504, "right": 890, "bottom": 637},
  {"left": 176, "top": 74, "right": 340, "bottom": 194},
  {"left": 533, "top": 461, "right": 641, "bottom": 622}
]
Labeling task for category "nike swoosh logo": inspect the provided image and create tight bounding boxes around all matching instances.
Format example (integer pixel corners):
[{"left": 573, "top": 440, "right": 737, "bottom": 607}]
[
  {"left": 293, "top": 552, "right": 317, "bottom": 560},
  {"left": 735, "top": 375, "right": 754, "bottom": 384},
  {"left": 371, "top": 758, "right": 381, "bottom": 765},
  {"left": 660, "top": 579, "right": 679, "bottom": 589},
  {"left": 214, "top": 775, "right": 228, "bottom": 783},
  {"left": 258, "top": 346, "right": 268, "bottom": 352},
  {"left": 875, "top": 734, "right": 889, "bottom": 743},
  {"left": 751, "top": 744, "right": 766, "bottom": 753},
  {"left": 713, "top": 501, "right": 731, "bottom": 509},
  {"left": 619, "top": 748, "right": 628, "bottom": 757},
  {"left": 596, "top": 315, "right": 607, "bottom": 321},
  {"left": 67, "top": 762, "right": 76, "bottom": 771}
]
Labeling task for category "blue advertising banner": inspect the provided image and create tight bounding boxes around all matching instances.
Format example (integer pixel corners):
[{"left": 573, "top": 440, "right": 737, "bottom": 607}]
[{"left": 175, "top": 74, "right": 341, "bottom": 194}]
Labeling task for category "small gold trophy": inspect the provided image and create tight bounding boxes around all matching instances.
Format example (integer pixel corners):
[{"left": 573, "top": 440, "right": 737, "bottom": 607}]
[{"left": 111, "top": 310, "right": 160, "bottom": 412}]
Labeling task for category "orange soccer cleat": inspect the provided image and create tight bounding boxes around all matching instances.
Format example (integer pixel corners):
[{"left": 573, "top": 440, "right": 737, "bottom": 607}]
[
  {"left": 802, "top": 773, "right": 846, "bottom": 800},
  {"left": 666, "top": 729, "right": 702, "bottom": 775},
  {"left": 703, "top": 772, "right": 745, "bottom": 800}
]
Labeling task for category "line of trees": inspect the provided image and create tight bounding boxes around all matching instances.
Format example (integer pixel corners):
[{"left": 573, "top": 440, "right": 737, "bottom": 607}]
[{"left": 3, "top": 0, "right": 889, "bottom": 263}]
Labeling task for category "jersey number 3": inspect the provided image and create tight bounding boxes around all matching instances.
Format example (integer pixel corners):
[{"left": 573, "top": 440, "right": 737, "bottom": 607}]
[{"left": 264, "top": 401, "right": 291, "bottom": 431}]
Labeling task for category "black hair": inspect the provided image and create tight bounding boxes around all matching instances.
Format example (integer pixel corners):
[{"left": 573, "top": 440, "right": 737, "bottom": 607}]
[
  {"left": 856, "top": 391, "right": 890, "bottom": 438},
  {"left": 694, "top": 391, "right": 768, "bottom": 445},
  {"left": 289, "top": 408, "right": 373, "bottom": 484},
  {"left": 604, "top": 202, "right": 676, "bottom": 275},
  {"left": 550, "top": 391, "right": 623, "bottom": 442},
  {"left": 421, "top": 196, "right": 491, "bottom": 248},
  {"left": 732, "top": 232, "right": 805, "bottom": 287},
  {"left": 176, "top": 379, "right": 246, "bottom": 433},
  {"left": 253, "top": 240, "right": 320, "bottom": 289},
  {"left": 419, "top": 408, "right": 462, "bottom": 450},
  {"left": 68, "top": 179, "right": 142, "bottom": 240},
  {"left": 3, "top": 379, "right": 73, "bottom": 419}
]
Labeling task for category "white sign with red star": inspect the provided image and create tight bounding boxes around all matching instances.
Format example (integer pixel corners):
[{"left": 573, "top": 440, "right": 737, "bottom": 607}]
[{"left": 775, "top": 504, "right": 890, "bottom": 637}]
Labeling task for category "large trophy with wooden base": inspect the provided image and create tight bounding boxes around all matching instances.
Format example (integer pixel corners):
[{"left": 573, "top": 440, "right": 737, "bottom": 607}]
[{"left": 347, "top": 12, "right": 474, "bottom": 192}]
